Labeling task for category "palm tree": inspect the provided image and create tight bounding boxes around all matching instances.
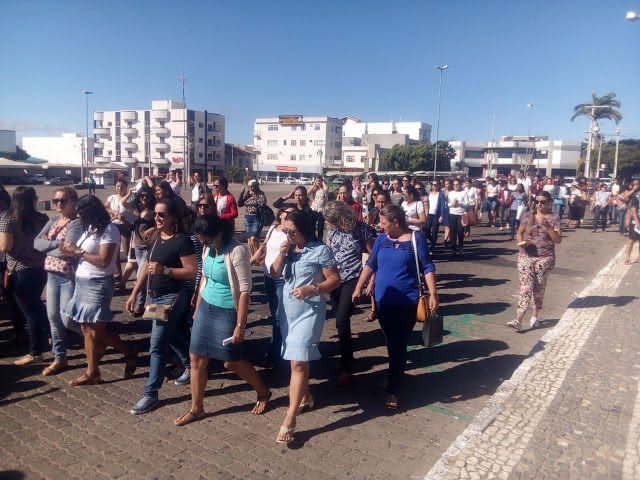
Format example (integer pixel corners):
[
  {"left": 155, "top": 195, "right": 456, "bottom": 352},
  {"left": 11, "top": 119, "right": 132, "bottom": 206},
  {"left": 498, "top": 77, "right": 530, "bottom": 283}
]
[{"left": 571, "top": 92, "right": 623, "bottom": 124}]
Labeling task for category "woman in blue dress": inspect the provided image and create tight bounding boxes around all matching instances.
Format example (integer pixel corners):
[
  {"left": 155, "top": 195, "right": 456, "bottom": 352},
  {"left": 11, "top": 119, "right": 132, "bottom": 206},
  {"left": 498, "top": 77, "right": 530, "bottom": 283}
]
[{"left": 270, "top": 210, "right": 340, "bottom": 444}]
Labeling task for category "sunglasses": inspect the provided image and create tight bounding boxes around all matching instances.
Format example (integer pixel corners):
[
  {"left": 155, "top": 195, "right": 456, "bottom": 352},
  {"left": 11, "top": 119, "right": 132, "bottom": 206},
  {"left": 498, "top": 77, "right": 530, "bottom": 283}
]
[
  {"left": 154, "top": 212, "right": 167, "bottom": 218},
  {"left": 213, "top": 184, "right": 220, "bottom": 188},
  {"left": 535, "top": 199, "right": 548, "bottom": 205},
  {"left": 197, "top": 203, "right": 209, "bottom": 209},
  {"left": 283, "top": 228, "right": 298, "bottom": 236},
  {"left": 52, "top": 198, "right": 68, "bottom": 205}
]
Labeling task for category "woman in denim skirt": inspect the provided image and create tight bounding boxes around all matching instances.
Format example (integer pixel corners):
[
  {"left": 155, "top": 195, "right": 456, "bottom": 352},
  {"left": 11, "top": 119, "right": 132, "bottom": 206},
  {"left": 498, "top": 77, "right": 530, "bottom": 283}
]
[
  {"left": 61, "top": 195, "right": 137, "bottom": 386},
  {"left": 173, "top": 213, "right": 270, "bottom": 426},
  {"left": 126, "top": 197, "right": 197, "bottom": 414}
]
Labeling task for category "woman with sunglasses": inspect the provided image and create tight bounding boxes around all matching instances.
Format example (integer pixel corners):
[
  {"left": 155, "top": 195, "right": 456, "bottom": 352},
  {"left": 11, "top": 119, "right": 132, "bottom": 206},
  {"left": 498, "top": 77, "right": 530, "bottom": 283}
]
[
  {"left": 0, "top": 187, "right": 50, "bottom": 366},
  {"left": 34, "top": 187, "right": 83, "bottom": 375},
  {"left": 126, "top": 197, "right": 197, "bottom": 414},
  {"left": 270, "top": 211, "right": 340, "bottom": 443},
  {"left": 60, "top": 195, "right": 136, "bottom": 385},
  {"left": 130, "top": 185, "right": 156, "bottom": 317},
  {"left": 507, "top": 191, "right": 561, "bottom": 331},
  {"left": 212, "top": 177, "right": 238, "bottom": 231},
  {"left": 196, "top": 193, "right": 217, "bottom": 217},
  {"left": 238, "top": 179, "right": 267, "bottom": 256},
  {"left": 273, "top": 185, "right": 323, "bottom": 240},
  {"left": 250, "top": 206, "right": 294, "bottom": 367},
  {"left": 173, "top": 213, "right": 271, "bottom": 426}
]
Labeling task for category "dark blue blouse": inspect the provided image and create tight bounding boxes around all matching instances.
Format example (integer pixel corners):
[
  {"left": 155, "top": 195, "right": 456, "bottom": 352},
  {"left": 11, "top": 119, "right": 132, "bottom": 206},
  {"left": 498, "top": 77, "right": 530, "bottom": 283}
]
[{"left": 366, "top": 231, "right": 435, "bottom": 305}]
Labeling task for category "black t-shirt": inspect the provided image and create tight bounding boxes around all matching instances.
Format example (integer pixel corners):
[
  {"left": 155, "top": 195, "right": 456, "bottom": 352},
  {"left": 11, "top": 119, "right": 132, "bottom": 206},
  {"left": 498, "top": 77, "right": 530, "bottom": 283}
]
[{"left": 148, "top": 233, "right": 195, "bottom": 296}]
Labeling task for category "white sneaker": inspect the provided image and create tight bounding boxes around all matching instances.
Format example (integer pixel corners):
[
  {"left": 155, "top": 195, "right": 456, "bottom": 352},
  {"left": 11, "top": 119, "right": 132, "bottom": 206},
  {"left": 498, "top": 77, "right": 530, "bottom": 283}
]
[
  {"left": 506, "top": 319, "right": 521, "bottom": 331},
  {"left": 529, "top": 317, "right": 540, "bottom": 329}
]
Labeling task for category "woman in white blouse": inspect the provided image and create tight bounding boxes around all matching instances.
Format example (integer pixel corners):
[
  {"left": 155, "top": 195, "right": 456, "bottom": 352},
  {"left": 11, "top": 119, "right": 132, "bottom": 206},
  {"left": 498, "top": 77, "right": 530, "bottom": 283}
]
[{"left": 401, "top": 186, "right": 426, "bottom": 231}]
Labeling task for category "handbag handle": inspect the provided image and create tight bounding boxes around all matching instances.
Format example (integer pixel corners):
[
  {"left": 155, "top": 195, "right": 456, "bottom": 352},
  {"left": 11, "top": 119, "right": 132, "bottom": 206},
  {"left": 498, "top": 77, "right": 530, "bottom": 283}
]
[{"left": 410, "top": 231, "right": 426, "bottom": 294}]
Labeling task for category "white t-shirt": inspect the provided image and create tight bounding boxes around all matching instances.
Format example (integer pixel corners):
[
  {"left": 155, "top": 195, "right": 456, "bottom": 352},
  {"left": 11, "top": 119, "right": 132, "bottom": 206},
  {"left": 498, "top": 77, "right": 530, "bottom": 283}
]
[
  {"left": 75, "top": 223, "right": 121, "bottom": 278},
  {"left": 170, "top": 180, "right": 181, "bottom": 195},
  {"left": 611, "top": 183, "right": 621, "bottom": 195},
  {"left": 264, "top": 227, "right": 288, "bottom": 275},
  {"left": 465, "top": 186, "right": 478, "bottom": 207},
  {"left": 402, "top": 200, "right": 425, "bottom": 231},
  {"left": 106, "top": 194, "right": 125, "bottom": 215},
  {"left": 486, "top": 184, "right": 498, "bottom": 198},
  {"left": 428, "top": 192, "right": 440, "bottom": 215},
  {"left": 507, "top": 183, "right": 518, "bottom": 192},
  {"left": 447, "top": 190, "right": 469, "bottom": 215},
  {"left": 192, "top": 183, "right": 201, "bottom": 203}
]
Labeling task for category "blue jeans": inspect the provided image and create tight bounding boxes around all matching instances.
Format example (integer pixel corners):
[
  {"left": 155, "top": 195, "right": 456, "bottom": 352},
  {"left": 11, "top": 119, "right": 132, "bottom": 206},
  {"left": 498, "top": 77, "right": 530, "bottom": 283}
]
[
  {"left": 509, "top": 210, "right": 520, "bottom": 239},
  {"left": 618, "top": 208, "right": 627, "bottom": 234},
  {"left": 426, "top": 214, "right": 440, "bottom": 248},
  {"left": 264, "top": 274, "right": 284, "bottom": 361},
  {"left": 143, "top": 290, "right": 191, "bottom": 397},
  {"left": 11, "top": 267, "right": 48, "bottom": 356},
  {"left": 46, "top": 272, "right": 81, "bottom": 360},
  {"left": 134, "top": 247, "right": 149, "bottom": 310}
]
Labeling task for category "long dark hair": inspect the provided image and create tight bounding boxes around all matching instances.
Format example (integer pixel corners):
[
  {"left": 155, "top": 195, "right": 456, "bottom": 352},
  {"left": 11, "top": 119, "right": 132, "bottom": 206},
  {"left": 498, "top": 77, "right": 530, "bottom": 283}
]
[
  {"left": 76, "top": 194, "right": 111, "bottom": 236},
  {"left": 285, "top": 210, "right": 317, "bottom": 242},
  {"left": 156, "top": 197, "right": 186, "bottom": 233},
  {"left": 11, "top": 186, "right": 41, "bottom": 235},
  {"left": 527, "top": 190, "right": 553, "bottom": 229},
  {"left": 380, "top": 204, "right": 409, "bottom": 231},
  {"left": 194, "top": 213, "right": 233, "bottom": 246},
  {"left": 136, "top": 185, "right": 156, "bottom": 212},
  {"left": 157, "top": 181, "right": 175, "bottom": 198}
]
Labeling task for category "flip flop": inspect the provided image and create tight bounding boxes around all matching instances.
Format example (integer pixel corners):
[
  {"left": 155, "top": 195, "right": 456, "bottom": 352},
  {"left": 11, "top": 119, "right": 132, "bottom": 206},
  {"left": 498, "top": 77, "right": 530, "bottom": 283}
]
[
  {"left": 251, "top": 390, "right": 272, "bottom": 415},
  {"left": 174, "top": 410, "right": 206, "bottom": 427},
  {"left": 297, "top": 395, "right": 315, "bottom": 414},
  {"left": 69, "top": 373, "right": 102, "bottom": 386},
  {"left": 384, "top": 394, "right": 398, "bottom": 410},
  {"left": 276, "top": 424, "right": 295, "bottom": 444}
]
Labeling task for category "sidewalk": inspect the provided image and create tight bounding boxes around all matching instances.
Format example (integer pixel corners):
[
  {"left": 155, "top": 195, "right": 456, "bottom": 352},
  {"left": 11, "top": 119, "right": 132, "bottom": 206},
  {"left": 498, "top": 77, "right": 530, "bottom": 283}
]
[{"left": 425, "top": 247, "right": 640, "bottom": 480}]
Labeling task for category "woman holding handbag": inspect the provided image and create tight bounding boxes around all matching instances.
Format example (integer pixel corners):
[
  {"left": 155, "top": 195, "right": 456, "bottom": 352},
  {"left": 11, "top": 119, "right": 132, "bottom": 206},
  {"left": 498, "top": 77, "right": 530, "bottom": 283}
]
[
  {"left": 61, "top": 195, "right": 137, "bottom": 386},
  {"left": 126, "top": 197, "right": 197, "bottom": 415},
  {"left": 173, "top": 213, "right": 271, "bottom": 426},
  {"left": 352, "top": 204, "right": 438, "bottom": 410},
  {"left": 35, "top": 187, "right": 84, "bottom": 375}
]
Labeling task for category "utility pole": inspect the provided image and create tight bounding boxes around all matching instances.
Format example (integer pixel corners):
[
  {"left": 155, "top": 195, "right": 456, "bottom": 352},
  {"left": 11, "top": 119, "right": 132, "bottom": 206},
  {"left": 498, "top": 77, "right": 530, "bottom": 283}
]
[
  {"left": 582, "top": 105, "right": 610, "bottom": 178},
  {"left": 613, "top": 128, "right": 621, "bottom": 179},
  {"left": 432, "top": 65, "right": 448, "bottom": 180},
  {"left": 179, "top": 72, "right": 188, "bottom": 197},
  {"left": 82, "top": 90, "right": 93, "bottom": 183}
]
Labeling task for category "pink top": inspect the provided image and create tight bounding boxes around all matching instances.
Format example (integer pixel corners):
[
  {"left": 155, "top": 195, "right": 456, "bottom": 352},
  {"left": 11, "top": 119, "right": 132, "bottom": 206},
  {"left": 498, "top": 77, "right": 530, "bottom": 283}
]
[{"left": 519, "top": 212, "right": 560, "bottom": 258}]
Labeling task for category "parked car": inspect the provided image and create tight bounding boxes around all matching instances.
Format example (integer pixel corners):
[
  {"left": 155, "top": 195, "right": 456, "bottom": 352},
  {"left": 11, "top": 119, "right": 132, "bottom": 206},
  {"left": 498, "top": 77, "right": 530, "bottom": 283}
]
[
  {"left": 25, "top": 174, "right": 46, "bottom": 184},
  {"left": 298, "top": 177, "right": 313, "bottom": 185},
  {"left": 44, "top": 176, "right": 75, "bottom": 186},
  {"left": 282, "top": 176, "right": 297, "bottom": 185}
]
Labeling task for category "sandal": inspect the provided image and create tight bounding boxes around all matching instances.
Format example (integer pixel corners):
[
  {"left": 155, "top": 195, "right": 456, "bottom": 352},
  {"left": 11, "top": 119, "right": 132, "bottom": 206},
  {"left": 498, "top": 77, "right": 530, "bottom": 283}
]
[
  {"left": 251, "top": 390, "right": 272, "bottom": 415},
  {"left": 276, "top": 424, "right": 295, "bottom": 444},
  {"left": 365, "top": 311, "right": 377, "bottom": 323},
  {"left": 174, "top": 409, "right": 206, "bottom": 427},
  {"left": 42, "top": 359, "right": 68, "bottom": 376},
  {"left": 69, "top": 373, "right": 102, "bottom": 386},
  {"left": 297, "top": 394, "right": 315, "bottom": 414},
  {"left": 124, "top": 346, "right": 138, "bottom": 379},
  {"left": 384, "top": 394, "right": 399, "bottom": 410}
]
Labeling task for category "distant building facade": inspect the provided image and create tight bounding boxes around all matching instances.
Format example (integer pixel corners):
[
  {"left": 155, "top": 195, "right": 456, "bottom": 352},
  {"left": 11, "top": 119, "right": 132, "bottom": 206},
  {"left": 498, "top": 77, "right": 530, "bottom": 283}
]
[
  {"left": 450, "top": 136, "right": 582, "bottom": 177},
  {"left": 253, "top": 115, "right": 343, "bottom": 180},
  {"left": 0, "top": 130, "right": 17, "bottom": 155},
  {"left": 93, "top": 100, "right": 225, "bottom": 179},
  {"left": 224, "top": 144, "right": 255, "bottom": 173},
  {"left": 21, "top": 133, "right": 92, "bottom": 166}
]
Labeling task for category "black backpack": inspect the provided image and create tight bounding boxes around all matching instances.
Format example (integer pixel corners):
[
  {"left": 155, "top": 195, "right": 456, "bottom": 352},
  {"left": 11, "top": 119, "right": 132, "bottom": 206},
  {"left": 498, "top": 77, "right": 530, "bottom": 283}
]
[{"left": 259, "top": 204, "right": 275, "bottom": 226}]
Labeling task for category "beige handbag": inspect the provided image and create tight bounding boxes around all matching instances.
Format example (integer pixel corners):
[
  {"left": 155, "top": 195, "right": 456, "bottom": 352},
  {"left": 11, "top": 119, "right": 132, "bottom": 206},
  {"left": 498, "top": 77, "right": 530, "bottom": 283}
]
[
  {"left": 411, "top": 232, "right": 429, "bottom": 322},
  {"left": 142, "top": 238, "right": 176, "bottom": 322}
]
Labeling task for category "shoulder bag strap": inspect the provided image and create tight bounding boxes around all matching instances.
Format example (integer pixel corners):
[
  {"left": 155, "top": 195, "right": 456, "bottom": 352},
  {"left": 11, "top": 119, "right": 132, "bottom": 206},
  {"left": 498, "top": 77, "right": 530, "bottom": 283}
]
[
  {"left": 146, "top": 237, "right": 159, "bottom": 298},
  {"left": 411, "top": 231, "right": 425, "bottom": 294}
]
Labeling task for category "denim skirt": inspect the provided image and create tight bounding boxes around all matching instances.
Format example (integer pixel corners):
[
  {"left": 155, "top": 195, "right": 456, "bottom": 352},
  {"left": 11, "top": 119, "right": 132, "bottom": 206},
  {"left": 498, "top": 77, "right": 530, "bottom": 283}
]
[
  {"left": 190, "top": 299, "right": 243, "bottom": 361},
  {"left": 64, "top": 276, "right": 115, "bottom": 323},
  {"left": 244, "top": 213, "right": 262, "bottom": 238}
]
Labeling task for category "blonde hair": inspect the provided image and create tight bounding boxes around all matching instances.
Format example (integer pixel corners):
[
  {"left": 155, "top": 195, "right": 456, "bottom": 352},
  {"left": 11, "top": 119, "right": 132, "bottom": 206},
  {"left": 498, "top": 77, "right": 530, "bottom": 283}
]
[{"left": 324, "top": 200, "right": 356, "bottom": 232}]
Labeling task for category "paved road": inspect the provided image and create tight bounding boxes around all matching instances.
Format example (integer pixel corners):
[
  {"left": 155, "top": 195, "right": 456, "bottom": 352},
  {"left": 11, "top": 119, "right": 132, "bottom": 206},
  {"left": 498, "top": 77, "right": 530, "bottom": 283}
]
[{"left": 0, "top": 185, "right": 633, "bottom": 480}]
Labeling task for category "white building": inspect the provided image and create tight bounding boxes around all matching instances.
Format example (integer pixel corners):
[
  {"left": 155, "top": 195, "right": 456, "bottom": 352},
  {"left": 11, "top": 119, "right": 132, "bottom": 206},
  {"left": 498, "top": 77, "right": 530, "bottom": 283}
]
[
  {"left": 253, "top": 115, "right": 343, "bottom": 180},
  {"left": 94, "top": 100, "right": 225, "bottom": 179},
  {"left": 21, "top": 133, "right": 92, "bottom": 166},
  {"left": 342, "top": 117, "right": 431, "bottom": 144},
  {"left": 450, "top": 136, "right": 582, "bottom": 177},
  {"left": 0, "top": 130, "right": 16, "bottom": 155}
]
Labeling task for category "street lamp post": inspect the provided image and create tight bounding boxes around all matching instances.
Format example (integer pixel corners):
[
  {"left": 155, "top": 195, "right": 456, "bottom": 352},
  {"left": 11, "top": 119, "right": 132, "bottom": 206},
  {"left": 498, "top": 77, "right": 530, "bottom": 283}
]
[
  {"left": 613, "top": 128, "right": 621, "bottom": 179},
  {"left": 581, "top": 105, "right": 610, "bottom": 178},
  {"left": 432, "top": 64, "right": 448, "bottom": 180},
  {"left": 526, "top": 103, "right": 536, "bottom": 171},
  {"left": 82, "top": 90, "right": 93, "bottom": 183}
]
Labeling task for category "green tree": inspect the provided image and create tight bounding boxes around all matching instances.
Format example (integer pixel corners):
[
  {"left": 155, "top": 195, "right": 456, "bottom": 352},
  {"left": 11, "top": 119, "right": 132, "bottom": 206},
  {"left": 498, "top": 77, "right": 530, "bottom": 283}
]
[
  {"left": 571, "top": 92, "right": 623, "bottom": 124},
  {"left": 224, "top": 164, "right": 242, "bottom": 182},
  {"left": 599, "top": 139, "right": 640, "bottom": 178},
  {"left": 380, "top": 142, "right": 454, "bottom": 172}
]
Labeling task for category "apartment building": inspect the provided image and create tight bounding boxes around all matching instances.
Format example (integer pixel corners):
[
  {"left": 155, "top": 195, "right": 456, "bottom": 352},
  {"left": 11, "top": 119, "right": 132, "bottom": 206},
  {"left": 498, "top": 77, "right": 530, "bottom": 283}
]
[
  {"left": 253, "top": 115, "right": 343, "bottom": 180},
  {"left": 93, "top": 100, "right": 225, "bottom": 178},
  {"left": 342, "top": 117, "right": 431, "bottom": 144}
]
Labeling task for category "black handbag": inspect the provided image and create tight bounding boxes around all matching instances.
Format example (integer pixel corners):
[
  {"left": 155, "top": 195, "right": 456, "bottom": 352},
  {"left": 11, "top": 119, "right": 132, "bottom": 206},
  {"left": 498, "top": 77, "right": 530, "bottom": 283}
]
[{"left": 421, "top": 309, "right": 443, "bottom": 347}]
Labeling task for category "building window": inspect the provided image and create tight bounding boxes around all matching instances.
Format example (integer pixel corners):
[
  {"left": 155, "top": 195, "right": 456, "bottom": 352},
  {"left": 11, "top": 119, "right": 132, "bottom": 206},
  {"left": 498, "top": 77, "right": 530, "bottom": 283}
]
[
  {"left": 291, "top": 126, "right": 297, "bottom": 131},
  {"left": 267, "top": 140, "right": 278, "bottom": 146},
  {"left": 207, "top": 153, "right": 213, "bottom": 160},
  {"left": 199, "top": 138, "right": 204, "bottom": 143},
  {"left": 314, "top": 124, "right": 320, "bottom": 130},
  {"left": 346, "top": 155, "right": 355, "bottom": 162},
  {"left": 107, "top": 122, "right": 112, "bottom": 126},
  {"left": 267, "top": 124, "right": 278, "bottom": 131},
  {"left": 335, "top": 142, "right": 342, "bottom": 148},
  {"left": 299, "top": 139, "right": 306, "bottom": 146},
  {"left": 299, "top": 154, "right": 305, "bottom": 161},
  {"left": 267, "top": 154, "right": 278, "bottom": 161},
  {"left": 360, "top": 156, "right": 367, "bottom": 162},
  {"left": 313, "top": 140, "right": 324, "bottom": 146},
  {"left": 199, "top": 152, "right": 203, "bottom": 158},
  {"left": 207, "top": 139, "right": 213, "bottom": 146},
  {"left": 199, "top": 122, "right": 203, "bottom": 128},
  {"left": 290, "top": 140, "right": 297, "bottom": 146},
  {"left": 300, "top": 124, "right": 306, "bottom": 131},
  {"left": 290, "top": 154, "right": 296, "bottom": 161}
]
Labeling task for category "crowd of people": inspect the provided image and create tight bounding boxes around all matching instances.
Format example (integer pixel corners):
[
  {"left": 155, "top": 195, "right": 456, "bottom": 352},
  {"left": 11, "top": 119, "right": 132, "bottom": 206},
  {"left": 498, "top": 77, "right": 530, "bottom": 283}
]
[{"left": 0, "top": 169, "right": 638, "bottom": 444}]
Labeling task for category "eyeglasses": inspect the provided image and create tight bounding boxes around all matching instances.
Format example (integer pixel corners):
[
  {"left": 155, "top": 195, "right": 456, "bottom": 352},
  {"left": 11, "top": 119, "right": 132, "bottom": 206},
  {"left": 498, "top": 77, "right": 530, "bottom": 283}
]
[
  {"left": 139, "top": 194, "right": 148, "bottom": 199},
  {"left": 154, "top": 212, "right": 167, "bottom": 218},
  {"left": 213, "top": 184, "right": 220, "bottom": 188},
  {"left": 535, "top": 199, "right": 548, "bottom": 205},
  {"left": 52, "top": 198, "right": 68, "bottom": 205},
  {"left": 283, "top": 228, "right": 298, "bottom": 236},
  {"left": 197, "top": 203, "right": 209, "bottom": 209}
]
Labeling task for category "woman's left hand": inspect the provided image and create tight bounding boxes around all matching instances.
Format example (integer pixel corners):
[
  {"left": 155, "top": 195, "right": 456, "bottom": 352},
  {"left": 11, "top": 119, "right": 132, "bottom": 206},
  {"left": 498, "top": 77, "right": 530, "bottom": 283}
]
[
  {"left": 59, "top": 241, "right": 78, "bottom": 256},
  {"left": 232, "top": 325, "right": 245, "bottom": 344},
  {"left": 291, "top": 285, "right": 312, "bottom": 299},
  {"left": 147, "top": 261, "right": 164, "bottom": 275},
  {"left": 429, "top": 294, "right": 439, "bottom": 313}
]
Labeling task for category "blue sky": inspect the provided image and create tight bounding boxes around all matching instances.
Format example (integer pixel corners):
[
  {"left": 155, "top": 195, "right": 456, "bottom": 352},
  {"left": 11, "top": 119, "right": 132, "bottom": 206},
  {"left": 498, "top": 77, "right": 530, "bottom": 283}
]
[{"left": 1, "top": 0, "right": 638, "bottom": 145}]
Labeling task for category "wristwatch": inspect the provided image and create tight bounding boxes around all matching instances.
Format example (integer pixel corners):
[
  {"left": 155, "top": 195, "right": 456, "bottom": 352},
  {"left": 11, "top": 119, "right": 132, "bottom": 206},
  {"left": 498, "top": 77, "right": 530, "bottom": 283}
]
[
  {"left": 310, "top": 284, "right": 320, "bottom": 295},
  {"left": 163, "top": 266, "right": 172, "bottom": 276}
]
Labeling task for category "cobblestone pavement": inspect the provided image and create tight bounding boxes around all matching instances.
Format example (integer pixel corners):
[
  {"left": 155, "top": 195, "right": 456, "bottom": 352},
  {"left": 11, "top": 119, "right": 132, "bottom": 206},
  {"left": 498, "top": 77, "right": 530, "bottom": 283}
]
[
  {"left": 0, "top": 184, "right": 634, "bottom": 480},
  {"left": 424, "top": 249, "right": 640, "bottom": 480}
]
